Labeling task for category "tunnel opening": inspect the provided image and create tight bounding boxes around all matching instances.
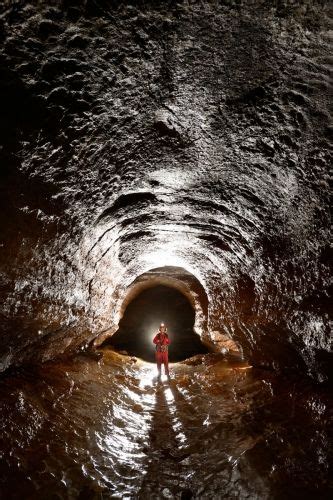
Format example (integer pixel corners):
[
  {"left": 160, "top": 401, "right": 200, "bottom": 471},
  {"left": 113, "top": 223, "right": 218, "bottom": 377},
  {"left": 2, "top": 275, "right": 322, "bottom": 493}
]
[{"left": 106, "top": 284, "right": 210, "bottom": 362}]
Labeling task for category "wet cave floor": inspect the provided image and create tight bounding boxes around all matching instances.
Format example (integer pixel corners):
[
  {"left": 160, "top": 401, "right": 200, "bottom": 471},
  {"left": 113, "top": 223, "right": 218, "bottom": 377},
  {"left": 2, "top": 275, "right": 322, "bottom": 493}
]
[{"left": 0, "top": 348, "right": 332, "bottom": 499}]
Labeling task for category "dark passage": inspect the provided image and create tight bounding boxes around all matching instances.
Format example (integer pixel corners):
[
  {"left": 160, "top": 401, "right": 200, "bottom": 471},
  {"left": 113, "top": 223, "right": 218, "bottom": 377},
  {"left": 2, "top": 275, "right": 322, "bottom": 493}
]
[{"left": 107, "top": 285, "right": 209, "bottom": 362}]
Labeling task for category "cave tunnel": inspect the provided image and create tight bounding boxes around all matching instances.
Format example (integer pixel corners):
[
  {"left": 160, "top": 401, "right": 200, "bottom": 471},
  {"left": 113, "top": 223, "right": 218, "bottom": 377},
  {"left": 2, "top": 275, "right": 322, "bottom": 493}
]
[
  {"left": 0, "top": 1, "right": 332, "bottom": 498},
  {"left": 106, "top": 284, "right": 210, "bottom": 362}
]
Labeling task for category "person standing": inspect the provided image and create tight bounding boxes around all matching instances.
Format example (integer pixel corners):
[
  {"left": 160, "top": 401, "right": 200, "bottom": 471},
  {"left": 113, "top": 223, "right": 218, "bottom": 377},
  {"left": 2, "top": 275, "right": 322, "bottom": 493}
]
[{"left": 153, "top": 323, "right": 170, "bottom": 377}]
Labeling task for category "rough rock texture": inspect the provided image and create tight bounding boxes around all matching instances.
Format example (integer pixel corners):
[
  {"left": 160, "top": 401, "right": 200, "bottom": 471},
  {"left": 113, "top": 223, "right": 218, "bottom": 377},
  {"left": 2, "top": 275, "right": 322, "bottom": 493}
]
[{"left": 0, "top": 0, "right": 331, "bottom": 381}]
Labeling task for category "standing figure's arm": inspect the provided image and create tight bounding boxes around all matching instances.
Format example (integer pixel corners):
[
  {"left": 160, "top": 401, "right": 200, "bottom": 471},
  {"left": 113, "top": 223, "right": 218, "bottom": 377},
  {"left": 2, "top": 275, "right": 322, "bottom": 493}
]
[{"left": 153, "top": 333, "right": 160, "bottom": 344}]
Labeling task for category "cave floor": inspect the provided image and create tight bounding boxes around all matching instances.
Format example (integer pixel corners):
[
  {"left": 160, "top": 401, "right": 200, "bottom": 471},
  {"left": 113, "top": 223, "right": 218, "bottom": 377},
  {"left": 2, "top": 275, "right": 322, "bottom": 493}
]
[{"left": 0, "top": 348, "right": 332, "bottom": 499}]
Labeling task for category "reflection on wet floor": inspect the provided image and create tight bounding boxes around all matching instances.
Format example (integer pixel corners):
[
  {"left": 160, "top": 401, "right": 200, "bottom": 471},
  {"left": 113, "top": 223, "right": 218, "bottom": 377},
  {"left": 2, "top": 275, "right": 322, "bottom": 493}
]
[{"left": 0, "top": 348, "right": 332, "bottom": 499}]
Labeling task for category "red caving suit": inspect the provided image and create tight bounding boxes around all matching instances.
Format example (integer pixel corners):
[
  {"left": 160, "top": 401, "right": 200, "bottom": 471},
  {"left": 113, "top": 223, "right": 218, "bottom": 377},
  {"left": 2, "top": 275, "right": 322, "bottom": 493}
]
[{"left": 153, "top": 332, "right": 170, "bottom": 375}]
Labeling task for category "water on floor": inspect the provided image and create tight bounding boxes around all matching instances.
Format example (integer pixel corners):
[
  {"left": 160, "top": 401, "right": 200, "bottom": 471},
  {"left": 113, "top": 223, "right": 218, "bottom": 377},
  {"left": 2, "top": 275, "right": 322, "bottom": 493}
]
[{"left": 0, "top": 348, "right": 332, "bottom": 499}]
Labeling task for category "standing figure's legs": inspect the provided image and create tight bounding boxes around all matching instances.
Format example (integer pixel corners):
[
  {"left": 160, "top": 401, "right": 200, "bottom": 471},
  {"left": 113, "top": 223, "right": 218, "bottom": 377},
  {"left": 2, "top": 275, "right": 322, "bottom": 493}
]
[
  {"left": 156, "top": 352, "right": 162, "bottom": 377},
  {"left": 162, "top": 352, "right": 169, "bottom": 376}
]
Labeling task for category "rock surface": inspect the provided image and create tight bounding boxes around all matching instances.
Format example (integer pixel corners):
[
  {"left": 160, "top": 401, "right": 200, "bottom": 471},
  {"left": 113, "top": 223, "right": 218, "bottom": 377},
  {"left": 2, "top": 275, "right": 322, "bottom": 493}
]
[{"left": 0, "top": 1, "right": 331, "bottom": 381}]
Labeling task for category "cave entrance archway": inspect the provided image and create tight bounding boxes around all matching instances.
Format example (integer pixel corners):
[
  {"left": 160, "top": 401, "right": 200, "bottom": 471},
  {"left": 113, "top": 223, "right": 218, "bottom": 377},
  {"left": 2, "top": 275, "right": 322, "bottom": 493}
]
[{"left": 108, "top": 284, "right": 209, "bottom": 362}]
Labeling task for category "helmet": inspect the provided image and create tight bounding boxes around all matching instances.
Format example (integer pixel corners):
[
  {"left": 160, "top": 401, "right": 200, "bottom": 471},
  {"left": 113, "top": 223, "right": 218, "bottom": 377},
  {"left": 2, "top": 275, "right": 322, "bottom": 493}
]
[{"left": 159, "top": 322, "right": 167, "bottom": 331}]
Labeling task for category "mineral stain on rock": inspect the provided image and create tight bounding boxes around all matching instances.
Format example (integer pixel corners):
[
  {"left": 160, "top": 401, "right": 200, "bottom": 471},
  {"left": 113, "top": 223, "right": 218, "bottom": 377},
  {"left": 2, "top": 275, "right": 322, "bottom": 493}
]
[{"left": 0, "top": 0, "right": 332, "bottom": 498}]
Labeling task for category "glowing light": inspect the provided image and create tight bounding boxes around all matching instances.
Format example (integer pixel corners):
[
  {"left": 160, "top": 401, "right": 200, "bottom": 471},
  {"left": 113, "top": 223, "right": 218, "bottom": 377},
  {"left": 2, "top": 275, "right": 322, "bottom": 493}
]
[
  {"left": 143, "top": 247, "right": 188, "bottom": 270},
  {"left": 138, "top": 364, "right": 159, "bottom": 390},
  {"left": 176, "top": 431, "right": 187, "bottom": 444},
  {"left": 161, "top": 384, "right": 189, "bottom": 447},
  {"left": 164, "top": 387, "right": 174, "bottom": 402}
]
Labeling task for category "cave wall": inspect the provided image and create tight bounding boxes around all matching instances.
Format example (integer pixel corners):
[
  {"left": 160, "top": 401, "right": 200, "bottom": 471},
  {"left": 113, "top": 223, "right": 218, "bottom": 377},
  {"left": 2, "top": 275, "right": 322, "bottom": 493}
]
[{"left": 0, "top": 0, "right": 331, "bottom": 380}]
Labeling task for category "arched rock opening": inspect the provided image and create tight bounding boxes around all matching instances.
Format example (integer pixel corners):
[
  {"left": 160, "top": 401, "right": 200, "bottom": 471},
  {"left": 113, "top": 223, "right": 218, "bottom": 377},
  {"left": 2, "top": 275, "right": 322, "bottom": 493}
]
[
  {"left": 120, "top": 266, "right": 209, "bottom": 335},
  {"left": 107, "top": 284, "right": 210, "bottom": 362}
]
